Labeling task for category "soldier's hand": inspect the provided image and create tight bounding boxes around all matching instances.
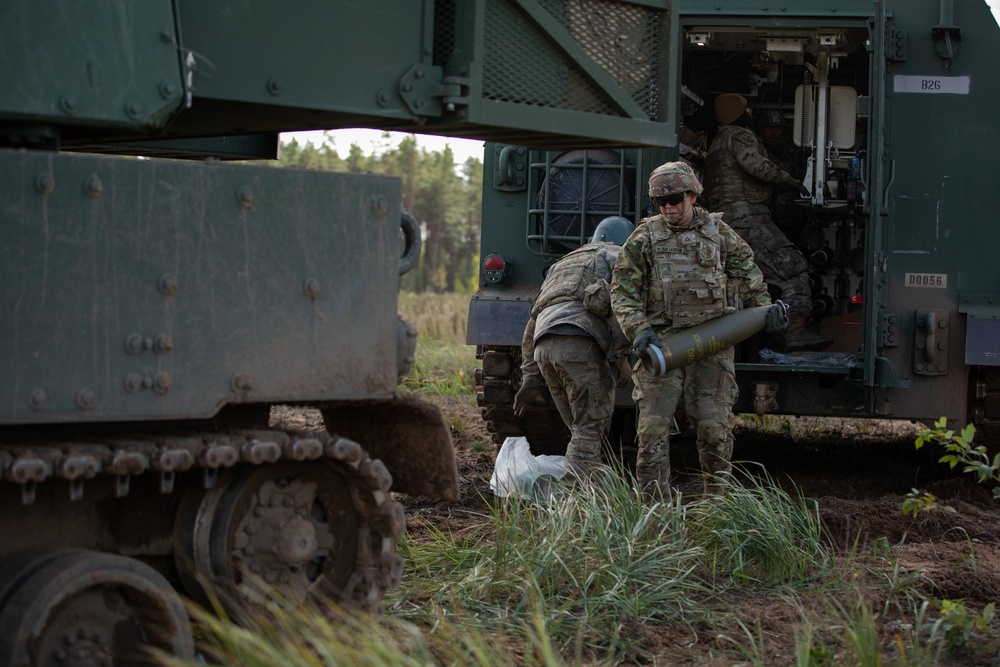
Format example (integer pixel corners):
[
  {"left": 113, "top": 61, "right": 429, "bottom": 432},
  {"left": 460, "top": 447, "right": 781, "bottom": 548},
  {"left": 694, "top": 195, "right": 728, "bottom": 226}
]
[
  {"left": 614, "top": 355, "right": 632, "bottom": 388},
  {"left": 764, "top": 301, "right": 789, "bottom": 334},
  {"left": 785, "top": 178, "right": 811, "bottom": 199},
  {"left": 513, "top": 380, "right": 548, "bottom": 417},
  {"left": 631, "top": 328, "right": 661, "bottom": 356}
]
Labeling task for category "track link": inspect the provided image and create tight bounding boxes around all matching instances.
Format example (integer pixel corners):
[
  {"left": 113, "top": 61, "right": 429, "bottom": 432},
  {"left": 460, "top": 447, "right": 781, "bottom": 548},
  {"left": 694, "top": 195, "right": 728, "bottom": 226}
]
[
  {"left": 0, "top": 428, "right": 405, "bottom": 612},
  {"left": 475, "top": 344, "right": 570, "bottom": 456}
]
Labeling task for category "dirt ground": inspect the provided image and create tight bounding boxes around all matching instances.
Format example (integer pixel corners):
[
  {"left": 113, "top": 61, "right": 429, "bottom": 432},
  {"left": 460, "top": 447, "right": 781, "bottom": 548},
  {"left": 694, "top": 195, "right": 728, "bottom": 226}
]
[{"left": 396, "top": 396, "right": 1000, "bottom": 666}]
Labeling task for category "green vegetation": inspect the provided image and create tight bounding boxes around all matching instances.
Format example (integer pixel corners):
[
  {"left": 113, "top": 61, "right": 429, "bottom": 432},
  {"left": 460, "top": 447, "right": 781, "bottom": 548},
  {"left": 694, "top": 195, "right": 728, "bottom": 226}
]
[
  {"left": 159, "top": 472, "right": 998, "bottom": 666},
  {"left": 903, "top": 417, "right": 1000, "bottom": 517},
  {"left": 398, "top": 291, "right": 477, "bottom": 398},
  {"left": 163, "top": 300, "right": 998, "bottom": 665},
  {"left": 279, "top": 132, "right": 483, "bottom": 294},
  {"left": 914, "top": 418, "right": 1000, "bottom": 500}
]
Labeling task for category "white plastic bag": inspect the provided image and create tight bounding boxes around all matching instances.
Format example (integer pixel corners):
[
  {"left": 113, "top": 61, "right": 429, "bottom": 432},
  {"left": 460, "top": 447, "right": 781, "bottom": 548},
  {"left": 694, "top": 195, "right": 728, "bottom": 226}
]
[{"left": 489, "top": 436, "right": 566, "bottom": 500}]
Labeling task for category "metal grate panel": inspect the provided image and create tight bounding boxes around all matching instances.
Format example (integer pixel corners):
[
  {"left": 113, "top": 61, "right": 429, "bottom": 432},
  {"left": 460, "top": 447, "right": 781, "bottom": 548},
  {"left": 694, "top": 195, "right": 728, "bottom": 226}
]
[{"left": 482, "top": 0, "right": 666, "bottom": 120}]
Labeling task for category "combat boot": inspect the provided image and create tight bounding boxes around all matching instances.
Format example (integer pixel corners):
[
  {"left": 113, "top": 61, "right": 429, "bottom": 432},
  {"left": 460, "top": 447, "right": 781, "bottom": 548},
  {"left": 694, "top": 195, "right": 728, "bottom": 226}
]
[
  {"left": 635, "top": 463, "right": 671, "bottom": 503},
  {"left": 777, "top": 315, "right": 833, "bottom": 352}
]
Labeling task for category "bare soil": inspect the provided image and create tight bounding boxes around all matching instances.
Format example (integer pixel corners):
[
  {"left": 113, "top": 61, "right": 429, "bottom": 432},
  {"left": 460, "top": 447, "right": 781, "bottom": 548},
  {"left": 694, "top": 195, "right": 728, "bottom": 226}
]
[{"left": 397, "top": 396, "right": 1000, "bottom": 666}]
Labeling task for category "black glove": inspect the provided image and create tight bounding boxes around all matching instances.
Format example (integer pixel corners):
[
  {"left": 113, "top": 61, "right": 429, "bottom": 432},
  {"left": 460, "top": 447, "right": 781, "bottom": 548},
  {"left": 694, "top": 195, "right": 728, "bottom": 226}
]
[
  {"left": 764, "top": 301, "right": 789, "bottom": 334},
  {"left": 631, "top": 328, "right": 662, "bottom": 356},
  {"left": 513, "top": 376, "right": 547, "bottom": 417},
  {"left": 785, "top": 178, "right": 811, "bottom": 199}
]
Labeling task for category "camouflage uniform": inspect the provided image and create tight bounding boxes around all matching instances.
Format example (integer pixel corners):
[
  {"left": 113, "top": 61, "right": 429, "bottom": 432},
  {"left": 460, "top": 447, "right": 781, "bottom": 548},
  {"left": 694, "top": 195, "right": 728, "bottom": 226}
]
[
  {"left": 521, "top": 242, "right": 630, "bottom": 477},
  {"left": 764, "top": 141, "right": 808, "bottom": 232},
  {"left": 611, "top": 205, "right": 770, "bottom": 494},
  {"left": 703, "top": 124, "right": 813, "bottom": 317},
  {"left": 758, "top": 115, "right": 811, "bottom": 247}
]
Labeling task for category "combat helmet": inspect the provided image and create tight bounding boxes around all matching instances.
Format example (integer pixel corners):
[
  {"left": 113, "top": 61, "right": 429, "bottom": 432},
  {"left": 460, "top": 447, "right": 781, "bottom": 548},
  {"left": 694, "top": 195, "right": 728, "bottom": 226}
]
[
  {"left": 590, "top": 216, "right": 635, "bottom": 245},
  {"left": 648, "top": 161, "right": 703, "bottom": 197}
]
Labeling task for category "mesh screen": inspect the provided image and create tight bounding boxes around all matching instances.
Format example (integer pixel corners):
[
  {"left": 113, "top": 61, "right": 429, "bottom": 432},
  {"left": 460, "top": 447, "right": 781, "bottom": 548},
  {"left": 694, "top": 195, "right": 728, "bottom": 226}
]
[
  {"left": 432, "top": 0, "right": 457, "bottom": 70},
  {"left": 482, "top": 0, "right": 666, "bottom": 120}
]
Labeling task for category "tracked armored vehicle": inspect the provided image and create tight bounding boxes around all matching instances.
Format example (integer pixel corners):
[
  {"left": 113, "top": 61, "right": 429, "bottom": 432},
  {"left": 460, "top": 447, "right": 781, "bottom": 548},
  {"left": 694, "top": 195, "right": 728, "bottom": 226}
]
[
  {"left": 0, "top": 0, "right": 673, "bottom": 663},
  {"left": 469, "top": 0, "right": 1000, "bottom": 456}
]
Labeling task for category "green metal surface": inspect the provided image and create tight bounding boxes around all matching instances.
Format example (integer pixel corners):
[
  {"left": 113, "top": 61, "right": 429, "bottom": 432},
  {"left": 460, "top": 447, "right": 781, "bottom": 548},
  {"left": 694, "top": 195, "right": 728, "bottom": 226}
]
[
  {"left": 0, "top": 1, "right": 183, "bottom": 134},
  {"left": 459, "top": 0, "right": 677, "bottom": 148},
  {"left": 173, "top": 1, "right": 430, "bottom": 126},
  {"left": 679, "top": 0, "right": 874, "bottom": 15},
  {"left": 472, "top": 0, "right": 1000, "bottom": 431},
  {"left": 875, "top": 0, "right": 1000, "bottom": 420},
  {"left": 168, "top": 0, "right": 677, "bottom": 149},
  {"left": 0, "top": 149, "right": 403, "bottom": 424},
  {"left": 84, "top": 135, "right": 280, "bottom": 161},
  {"left": 0, "top": 0, "right": 701, "bottom": 423},
  {"left": 0, "top": 0, "right": 682, "bottom": 152}
]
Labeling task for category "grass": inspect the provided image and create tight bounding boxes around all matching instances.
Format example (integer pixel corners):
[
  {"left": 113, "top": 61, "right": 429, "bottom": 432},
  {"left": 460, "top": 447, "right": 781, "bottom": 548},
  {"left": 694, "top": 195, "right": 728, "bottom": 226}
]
[
  {"left": 398, "top": 291, "right": 478, "bottom": 397},
  {"left": 158, "top": 294, "right": 997, "bottom": 665},
  {"left": 159, "top": 470, "right": 995, "bottom": 666},
  {"left": 391, "top": 470, "right": 710, "bottom": 661},
  {"left": 686, "top": 467, "right": 831, "bottom": 588}
]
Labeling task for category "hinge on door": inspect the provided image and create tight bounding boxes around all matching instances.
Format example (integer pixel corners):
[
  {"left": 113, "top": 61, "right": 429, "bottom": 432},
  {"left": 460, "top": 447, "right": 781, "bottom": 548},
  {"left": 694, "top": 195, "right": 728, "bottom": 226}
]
[
  {"left": 397, "top": 64, "right": 464, "bottom": 116},
  {"left": 885, "top": 17, "right": 907, "bottom": 62},
  {"left": 880, "top": 311, "right": 899, "bottom": 347}
]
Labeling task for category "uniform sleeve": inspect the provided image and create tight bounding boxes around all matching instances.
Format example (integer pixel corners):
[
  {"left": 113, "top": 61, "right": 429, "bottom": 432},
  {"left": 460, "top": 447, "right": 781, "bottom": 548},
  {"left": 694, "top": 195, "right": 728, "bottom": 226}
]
[
  {"left": 608, "top": 317, "right": 630, "bottom": 359},
  {"left": 721, "top": 222, "right": 771, "bottom": 307},
  {"left": 610, "top": 231, "right": 651, "bottom": 341},
  {"left": 729, "top": 128, "right": 794, "bottom": 186},
  {"left": 597, "top": 247, "right": 630, "bottom": 358},
  {"left": 519, "top": 317, "right": 541, "bottom": 382}
]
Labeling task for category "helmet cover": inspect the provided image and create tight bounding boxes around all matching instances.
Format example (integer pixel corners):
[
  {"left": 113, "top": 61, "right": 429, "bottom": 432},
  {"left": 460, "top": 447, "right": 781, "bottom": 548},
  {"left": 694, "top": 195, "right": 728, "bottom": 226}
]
[{"left": 648, "top": 161, "right": 703, "bottom": 197}]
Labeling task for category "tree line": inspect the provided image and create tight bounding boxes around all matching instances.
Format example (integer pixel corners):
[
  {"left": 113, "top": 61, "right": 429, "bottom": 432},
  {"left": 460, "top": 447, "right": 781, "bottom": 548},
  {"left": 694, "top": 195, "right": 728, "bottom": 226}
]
[{"left": 279, "top": 132, "right": 483, "bottom": 294}]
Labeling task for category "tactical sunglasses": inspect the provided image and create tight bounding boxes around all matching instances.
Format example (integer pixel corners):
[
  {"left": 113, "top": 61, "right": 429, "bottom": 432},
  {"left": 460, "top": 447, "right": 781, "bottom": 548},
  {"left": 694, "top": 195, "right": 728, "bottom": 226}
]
[{"left": 651, "top": 192, "right": 687, "bottom": 207}]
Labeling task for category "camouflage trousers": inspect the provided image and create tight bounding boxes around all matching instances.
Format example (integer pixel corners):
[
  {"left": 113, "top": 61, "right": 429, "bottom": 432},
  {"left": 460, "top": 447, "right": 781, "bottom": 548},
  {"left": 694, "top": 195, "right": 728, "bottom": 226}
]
[
  {"left": 534, "top": 334, "right": 615, "bottom": 478},
  {"left": 631, "top": 346, "right": 738, "bottom": 495},
  {"left": 721, "top": 202, "right": 812, "bottom": 317}
]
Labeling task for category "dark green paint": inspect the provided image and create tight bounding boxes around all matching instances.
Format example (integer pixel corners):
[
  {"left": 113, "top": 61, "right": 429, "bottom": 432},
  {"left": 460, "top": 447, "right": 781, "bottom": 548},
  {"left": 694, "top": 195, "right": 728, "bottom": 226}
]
[
  {"left": 0, "top": 149, "right": 402, "bottom": 424},
  {"left": 472, "top": 0, "right": 1000, "bottom": 429},
  {"left": 0, "top": 1, "right": 183, "bottom": 132}
]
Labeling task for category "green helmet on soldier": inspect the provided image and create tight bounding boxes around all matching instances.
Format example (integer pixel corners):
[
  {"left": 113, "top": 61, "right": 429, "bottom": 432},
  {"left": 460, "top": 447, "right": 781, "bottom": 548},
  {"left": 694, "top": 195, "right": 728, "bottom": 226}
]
[
  {"left": 590, "top": 216, "right": 635, "bottom": 245},
  {"left": 648, "top": 160, "right": 703, "bottom": 197}
]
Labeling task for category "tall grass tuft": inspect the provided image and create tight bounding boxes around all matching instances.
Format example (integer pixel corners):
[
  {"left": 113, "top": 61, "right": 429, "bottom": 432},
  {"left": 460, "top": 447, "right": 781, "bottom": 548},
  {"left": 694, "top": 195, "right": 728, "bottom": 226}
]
[
  {"left": 156, "top": 596, "right": 436, "bottom": 667},
  {"left": 398, "top": 291, "right": 470, "bottom": 345},
  {"left": 392, "top": 468, "right": 710, "bottom": 662},
  {"left": 156, "top": 586, "right": 564, "bottom": 667},
  {"left": 686, "top": 465, "right": 832, "bottom": 587},
  {"left": 153, "top": 465, "right": 987, "bottom": 666}
]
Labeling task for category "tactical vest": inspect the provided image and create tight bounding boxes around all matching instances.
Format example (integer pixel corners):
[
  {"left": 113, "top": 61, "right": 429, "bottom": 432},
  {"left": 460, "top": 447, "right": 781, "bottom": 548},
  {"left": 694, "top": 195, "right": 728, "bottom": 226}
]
[
  {"left": 704, "top": 125, "right": 774, "bottom": 209},
  {"left": 646, "top": 213, "right": 728, "bottom": 329},
  {"left": 532, "top": 243, "right": 616, "bottom": 319}
]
